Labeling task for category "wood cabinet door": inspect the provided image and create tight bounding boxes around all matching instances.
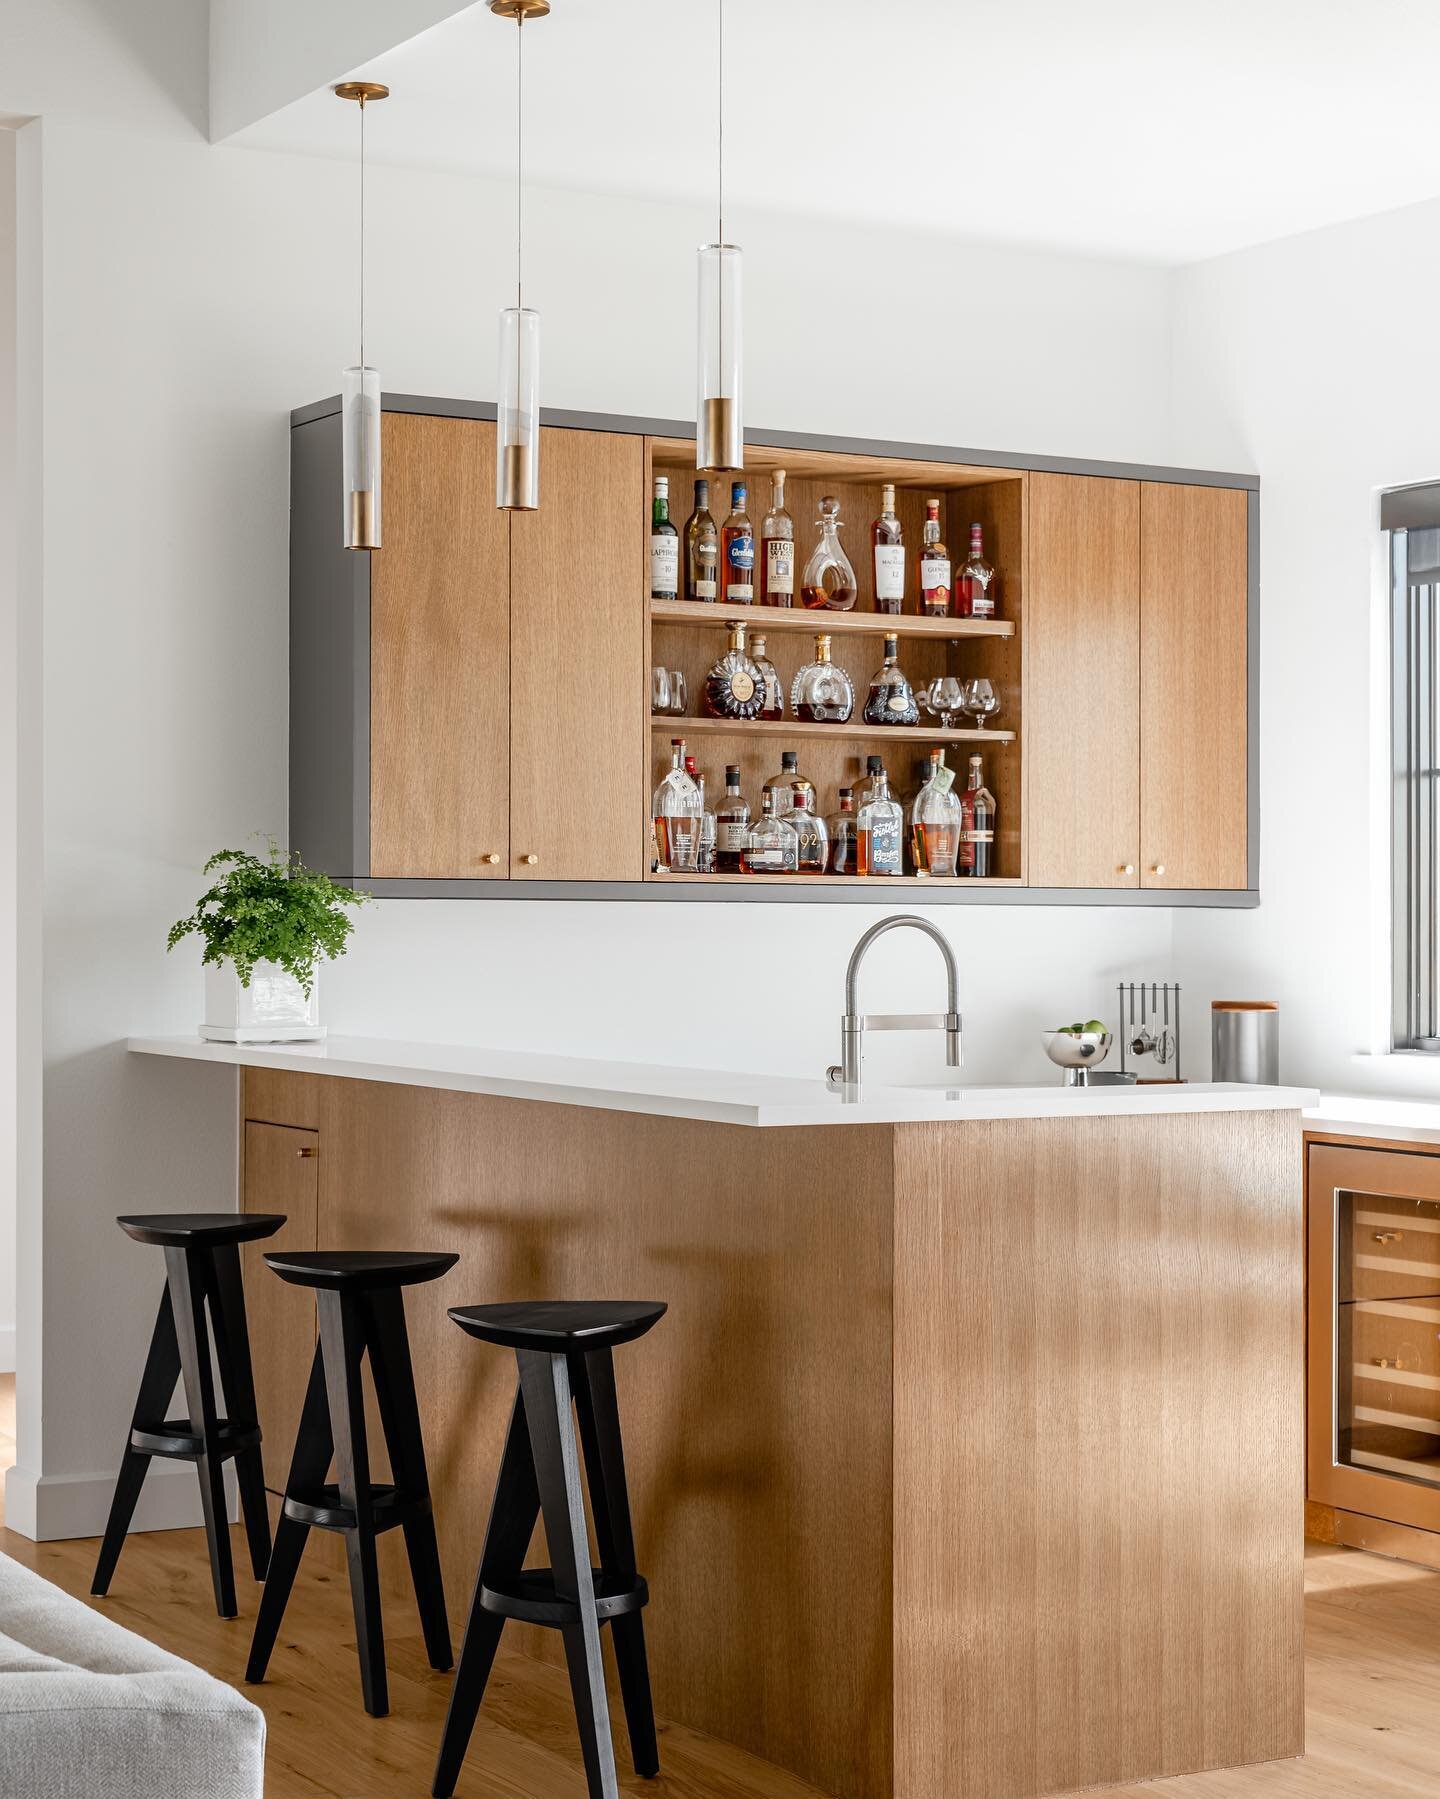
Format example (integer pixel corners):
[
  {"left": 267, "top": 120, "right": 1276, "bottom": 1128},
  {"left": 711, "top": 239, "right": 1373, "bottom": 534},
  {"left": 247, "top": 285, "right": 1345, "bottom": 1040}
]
[
  {"left": 1140, "top": 482, "right": 1249, "bottom": 890},
  {"left": 509, "top": 428, "right": 646, "bottom": 881},
  {"left": 1025, "top": 473, "right": 1140, "bottom": 888},
  {"left": 370, "top": 414, "right": 511, "bottom": 878},
  {"left": 242, "top": 1122, "right": 319, "bottom": 1478}
]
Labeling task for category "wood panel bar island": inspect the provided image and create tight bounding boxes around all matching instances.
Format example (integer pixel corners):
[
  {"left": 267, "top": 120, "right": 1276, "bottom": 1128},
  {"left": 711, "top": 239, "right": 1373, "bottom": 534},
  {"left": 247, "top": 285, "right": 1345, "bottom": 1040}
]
[{"left": 128, "top": 1036, "right": 1312, "bottom": 1799}]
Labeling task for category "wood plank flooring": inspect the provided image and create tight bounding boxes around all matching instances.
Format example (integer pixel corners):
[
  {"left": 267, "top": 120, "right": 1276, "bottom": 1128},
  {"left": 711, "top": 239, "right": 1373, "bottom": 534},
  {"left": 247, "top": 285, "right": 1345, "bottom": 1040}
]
[{"left": 4, "top": 1375, "right": 1440, "bottom": 1797}]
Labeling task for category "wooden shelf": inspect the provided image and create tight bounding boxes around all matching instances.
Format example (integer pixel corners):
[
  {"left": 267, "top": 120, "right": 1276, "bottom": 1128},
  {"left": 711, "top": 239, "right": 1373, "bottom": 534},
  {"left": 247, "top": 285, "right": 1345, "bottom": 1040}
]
[
  {"left": 650, "top": 717, "right": 1016, "bottom": 745},
  {"left": 649, "top": 870, "right": 1024, "bottom": 887},
  {"left": 650, "top": 600, "right": 1013, "bottom": 640}
]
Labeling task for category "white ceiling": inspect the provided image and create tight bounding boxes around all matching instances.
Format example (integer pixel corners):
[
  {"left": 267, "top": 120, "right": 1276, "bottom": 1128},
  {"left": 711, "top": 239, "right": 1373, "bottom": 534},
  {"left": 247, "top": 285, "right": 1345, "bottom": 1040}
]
[{"left": 234, "top": 0, "right": 1440, "bottom": 266}]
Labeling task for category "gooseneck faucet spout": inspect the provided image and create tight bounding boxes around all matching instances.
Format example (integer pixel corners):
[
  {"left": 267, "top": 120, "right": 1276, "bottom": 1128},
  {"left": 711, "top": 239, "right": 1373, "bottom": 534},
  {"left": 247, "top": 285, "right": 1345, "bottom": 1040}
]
[{"left": 826, "top": 914, "right": 963, "bottom": 1088}]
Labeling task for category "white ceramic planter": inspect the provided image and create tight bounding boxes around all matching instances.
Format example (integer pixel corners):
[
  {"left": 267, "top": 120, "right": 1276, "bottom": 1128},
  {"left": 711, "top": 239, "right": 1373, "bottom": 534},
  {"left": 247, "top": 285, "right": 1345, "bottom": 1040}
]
[{"left": 201, "top": 961, "right": 325, "bottom": 1043}]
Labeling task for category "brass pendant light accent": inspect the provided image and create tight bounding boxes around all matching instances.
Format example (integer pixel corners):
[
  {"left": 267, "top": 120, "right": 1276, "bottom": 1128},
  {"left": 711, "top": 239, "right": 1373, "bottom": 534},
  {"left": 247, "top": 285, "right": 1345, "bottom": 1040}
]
[
  {"left": 491, "top": 0, "right": 547, "bottom": 509},
  {"left": 696, "top": 0, "right": 742, "bottom": 474},
  {"left": 334, "top": 80, "right": 389, "bottom": 550}
]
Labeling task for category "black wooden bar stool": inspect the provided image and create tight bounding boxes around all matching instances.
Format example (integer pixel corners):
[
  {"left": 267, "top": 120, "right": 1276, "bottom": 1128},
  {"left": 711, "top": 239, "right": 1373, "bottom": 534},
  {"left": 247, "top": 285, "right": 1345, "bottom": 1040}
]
[
  {"left": 432, "top": 1299, "right": 667, "bottom": 1799},
  {"left": 92, "top": 1212, "right": 286, "bottom": 1619},
  {"left": 245, "top": 1249, "right": 457, "bottom": 1718}
]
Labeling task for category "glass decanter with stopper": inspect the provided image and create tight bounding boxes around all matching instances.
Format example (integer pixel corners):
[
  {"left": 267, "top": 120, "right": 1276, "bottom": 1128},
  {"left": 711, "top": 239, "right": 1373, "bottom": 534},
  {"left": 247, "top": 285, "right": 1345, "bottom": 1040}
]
[
  {"left": 741, "top": 788, "right": 799, "bottom": 874},
  {"left": 961, "top": 752, "right": 997, "bottom": 878},
  {"left": 714, "top": 764, "right": 750, "bottom": 873},
  {"left": 762, "top": 749, "right": 814, "bottom": 819},
  {"left": 651, "top": 737, "right": 702, "bottom": 872},
  {"left": 791, "top": 632, "right": 855, "bottom": 722},
  {"left": 789, "top": 787, "right": 830, "bottom": 874},
  {"left": 801, "top": 496, "right": 858, "bottom": 611},
  {"left": 911, "top": 747, "right": 962, "bottom": 877},
  {"left": 861, "top": 634, "right": 920, "bottom": 726},
  {"left": 856, "top": 767, "right": 903, "bottom": 876},
  {"left": 827, "top": 787, "right": 858, "bottom": 874},
  {"left": 704, "top": 621, "right": 766, "bottom": 720},
  {"left": 750, "top": 633, "right": 784, "bottom": 720}
]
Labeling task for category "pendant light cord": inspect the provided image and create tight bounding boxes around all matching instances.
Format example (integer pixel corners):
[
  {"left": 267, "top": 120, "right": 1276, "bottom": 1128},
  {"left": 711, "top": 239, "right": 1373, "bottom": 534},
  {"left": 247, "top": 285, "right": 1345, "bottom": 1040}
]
[
  {"left": 717, "top": 0, "right": 724, "bottom": 245},
  {"left": 516, "top": 14, "right": 524, "bottom": 309},
  {"left": 359, "top": 94, "right": 367, "bottom": 370}
]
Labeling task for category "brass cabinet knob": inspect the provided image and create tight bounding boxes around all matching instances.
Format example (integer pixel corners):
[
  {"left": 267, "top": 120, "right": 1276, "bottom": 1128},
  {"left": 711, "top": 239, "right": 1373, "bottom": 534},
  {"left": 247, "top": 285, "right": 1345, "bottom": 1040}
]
[
  {"left": 482, "top": 853, "right": 500, "bottom": 865},
  {"left": 296, "top": 1146, "right": 317, "bottom": 1159},
  {"left": 1152, "top": 864, "right": 1166, "bottom": 877},
  {"left": 1122, "top": 864, "right": 1135, "bottom": 876},
  {"left": 522, "top": 854, "right": 538, "bottom": 866}
]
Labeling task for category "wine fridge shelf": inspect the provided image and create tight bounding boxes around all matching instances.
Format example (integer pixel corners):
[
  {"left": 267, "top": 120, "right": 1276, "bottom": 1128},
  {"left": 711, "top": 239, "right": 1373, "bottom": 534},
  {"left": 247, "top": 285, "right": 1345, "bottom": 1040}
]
[
  {"left": 649, "top": 599, "right": 1013, "bottom": 640},
  {"left": 649, "top": 870, "right": 1024, "bottom": 887},
  {"left": 650, "top": 717, "right": 1017, "bottom": 745}
]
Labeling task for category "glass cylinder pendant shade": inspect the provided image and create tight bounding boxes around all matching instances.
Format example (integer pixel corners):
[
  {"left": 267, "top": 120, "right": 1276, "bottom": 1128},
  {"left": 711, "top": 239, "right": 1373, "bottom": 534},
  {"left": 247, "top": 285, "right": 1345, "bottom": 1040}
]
[
  {"left": 497, "top": 306, "right": 541, "bottom": 511},
  {"left": 696, "top": 242, "right": 743, "bottom": 473},
  {"left": 342, "top": 365, "right": 382, "bottom": 550}
]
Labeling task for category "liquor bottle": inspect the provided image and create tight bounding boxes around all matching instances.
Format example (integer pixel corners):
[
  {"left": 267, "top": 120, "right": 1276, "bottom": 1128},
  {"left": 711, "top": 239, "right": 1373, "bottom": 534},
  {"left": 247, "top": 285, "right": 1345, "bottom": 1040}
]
[
  {"left": 861, "top": 634, "right": 920, "bottom": 726},
  {"left": 789, "top": 786, "right": 830, "bottom": 874},
  {"left": 651, "top": 738, "right": 702, "bottom": 872},
  {"left": 856, "top": 768, "right": 903, "bottom": 876},
  {"left": 790, "top": 632, "right": 855, "bottom": 723},
  {"left": 962, "top": 752, "right": 996, "bottom": 878},
  {"left": 917, "top": 499, "right": 951, "bottom": 618},
  {"left": 827, "top": 788, "right": 858, "bottom": 874},
  {"left": 751, "top": 633, "right": 784, "bottom": 720},
  {"left": 871, "top": 482, "right": 905, "bottom": 615},
  {"left": 955, "top": 522, "right": 997, "bottom": 619},
  {"left": 763, "top": 749, "right": 814, "bottom": 819},
  {"left": 911, "top": 748, "right": 962, "bottom": 878},
  {"left": 685, "top": 754, "right": 716, "bottom": 873},
  {"left": 714, "top": 764, "right": 751, "bottom": 873},
  {"left": 721, "top": 482, "right": 755, "bottom": 605},
  {"left": 800, "top": 496, "right": 858, "bottom": 611},
  {"left": 704, "top": 621, "right": 766, "bottom": 720},
  {"left": 650, "top": 475, "right": 679, "bottom": 601},
  {"left": 856, "top": 754, "right": 884, "bottom": 817},
  {"left": 761, "top": 469, "right": 795, "bottom": 606},
  {"left": 741, "top": 788, "right": 799, "bottom": 874},
  {"left": 685, "top": 479, "right": 719, "bottom": 603}
]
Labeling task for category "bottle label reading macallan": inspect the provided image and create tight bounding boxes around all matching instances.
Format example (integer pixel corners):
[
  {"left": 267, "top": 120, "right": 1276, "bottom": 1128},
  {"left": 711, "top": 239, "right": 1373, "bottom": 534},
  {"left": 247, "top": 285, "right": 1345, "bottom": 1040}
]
[
  {"left": 874, "top": 545, "right": 905, "bottom": 603},
  {"left": 920, "top": 556, "right": 951, "bottom": 604},
  {"left": 651, "top": 536, "right": 679, "bottom": 591},
  {"left": 765, "top": 539, "right": 794, "bottom": 596}
]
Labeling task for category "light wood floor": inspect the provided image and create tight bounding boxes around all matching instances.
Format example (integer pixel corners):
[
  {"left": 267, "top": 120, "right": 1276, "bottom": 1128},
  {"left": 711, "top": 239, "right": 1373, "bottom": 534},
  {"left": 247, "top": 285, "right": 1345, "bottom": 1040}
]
[{"left": 2, "top": 1372, "right": 1440, "bottom": 1797}]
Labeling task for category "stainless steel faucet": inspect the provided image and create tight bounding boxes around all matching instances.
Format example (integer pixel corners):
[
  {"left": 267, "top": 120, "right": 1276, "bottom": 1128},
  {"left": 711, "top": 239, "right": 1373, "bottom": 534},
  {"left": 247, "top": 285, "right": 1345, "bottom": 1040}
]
[{"left": 826, "top": 914, "right": 963, "bottom": 1087}]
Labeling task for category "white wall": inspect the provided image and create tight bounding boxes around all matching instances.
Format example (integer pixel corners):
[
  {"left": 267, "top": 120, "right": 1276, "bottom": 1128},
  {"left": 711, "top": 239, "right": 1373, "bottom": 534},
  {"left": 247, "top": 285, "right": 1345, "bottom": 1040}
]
[
  {"left": 2, "top": 15, "right": 1190, "bottom": 1534},
  {"left": 0, "top": 129, "right": 17, "bottom": 1374},
  {"left": 1168, "top": 196, "right": 1440, "bottom": 1094}
]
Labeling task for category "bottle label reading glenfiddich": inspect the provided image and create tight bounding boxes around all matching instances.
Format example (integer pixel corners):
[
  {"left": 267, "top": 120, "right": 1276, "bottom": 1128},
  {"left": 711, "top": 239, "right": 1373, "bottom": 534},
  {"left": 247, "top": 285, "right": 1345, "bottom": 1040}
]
[
  {"left": 727, "top": 533, "right": 755, "bottom": 601},
  {"left": 874, "top": 545, "right": 905, "bottom": 603},
  {"left": 694, "top": 540, "right": 718, "bottom": 601}
]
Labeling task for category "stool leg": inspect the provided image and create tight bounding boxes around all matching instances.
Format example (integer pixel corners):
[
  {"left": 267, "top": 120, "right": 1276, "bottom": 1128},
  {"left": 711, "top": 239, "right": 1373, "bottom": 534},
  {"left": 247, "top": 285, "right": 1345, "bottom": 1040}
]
[
  {"left": 246, "top": 1343, "right": 332, "bottom": 1685},
  {"left": 209, "top": 1243, "right": 272, "bottom": 1581},
  {"left": 320, "top": 1288, "right": 387, "bottom": 1718},
  {"left": 92, "top": 1282, "right": 182, "bottom": 1596},
  {"left": 573, "top": 1349, "right": 659, "bottom": 1779},
  {"left": 365, "top": 1288, "right": 451, "bottom": 1671},
  {"left": 519, "top": 1348, "right": 620, "bottom": 1799},
  {"left": 167, "top": 1245, "right": 235, "bottom": 1619},
  {"left": 432, "top": 1384, "right": 542, "bottom": 1799}
]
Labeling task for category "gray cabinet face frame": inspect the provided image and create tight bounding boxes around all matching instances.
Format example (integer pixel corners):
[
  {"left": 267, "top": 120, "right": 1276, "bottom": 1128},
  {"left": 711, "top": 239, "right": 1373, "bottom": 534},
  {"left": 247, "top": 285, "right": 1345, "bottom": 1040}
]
[{"left": 290, "top": 396, "right": 1260, "bottom": 908}]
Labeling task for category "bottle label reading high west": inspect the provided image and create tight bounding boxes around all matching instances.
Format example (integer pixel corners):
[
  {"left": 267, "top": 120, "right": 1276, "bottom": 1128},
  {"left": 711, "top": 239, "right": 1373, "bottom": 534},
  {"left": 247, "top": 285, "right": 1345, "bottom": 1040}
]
[
  {"left": 765, "top": 539, "right": 794, "bottom": 597},
  {"left": 651, "top": 535, "right": 679, "bottom": 595},
  {"left": 874, "top": 545, "right": 905, "bottom": 603}
]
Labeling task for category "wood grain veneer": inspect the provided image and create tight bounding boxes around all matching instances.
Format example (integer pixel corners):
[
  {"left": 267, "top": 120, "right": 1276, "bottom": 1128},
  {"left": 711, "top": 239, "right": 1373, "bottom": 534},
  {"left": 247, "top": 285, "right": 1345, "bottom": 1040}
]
[{"left": 241, "top": 1122, "right": 319, "bottom": 1495}]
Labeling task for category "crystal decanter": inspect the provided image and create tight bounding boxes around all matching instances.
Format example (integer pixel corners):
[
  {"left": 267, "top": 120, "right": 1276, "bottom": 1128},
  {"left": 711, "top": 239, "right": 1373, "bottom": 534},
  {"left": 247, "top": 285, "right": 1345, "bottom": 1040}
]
[
  {"left": 790, "top": 633, "right": 855, "bottom": 722},
  {"left": 800, "top": 496, "right": 858, "bottom": 611},
  {"left": 704, "top": 621, "right": 766, "bottom": 720},
  {"left": 861, "top": 634, "right": 920, "bottom": 726}
]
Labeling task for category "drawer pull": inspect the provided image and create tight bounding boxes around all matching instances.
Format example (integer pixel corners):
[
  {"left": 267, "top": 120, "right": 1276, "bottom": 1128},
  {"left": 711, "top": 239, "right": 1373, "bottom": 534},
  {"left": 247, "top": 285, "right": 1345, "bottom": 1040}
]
[
  {"left": 296, "top": 1146, "right": 318, "bottom": 1159},
  {"left": 1373, "top": 1231, "right": 1402, "bottom": 1244},
  {"left": 482, "top": 853, "right": 500, "bottom": 866}
]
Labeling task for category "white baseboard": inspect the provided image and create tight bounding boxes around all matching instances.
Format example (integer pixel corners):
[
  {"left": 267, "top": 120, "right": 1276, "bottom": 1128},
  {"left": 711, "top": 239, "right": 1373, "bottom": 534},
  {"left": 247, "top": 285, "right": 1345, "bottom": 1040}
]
[
  {"left": 5, "top": 1458, "right": 236, "bottom": 1542},
  {"left": 0, "top": 1327, "right": 15, "bottom": 1374}
]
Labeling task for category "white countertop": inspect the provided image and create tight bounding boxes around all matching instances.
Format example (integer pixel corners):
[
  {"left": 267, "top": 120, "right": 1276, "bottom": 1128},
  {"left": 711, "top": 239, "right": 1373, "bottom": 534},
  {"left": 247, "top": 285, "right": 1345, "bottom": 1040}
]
[
  {"left": 128, "top": 1034, "right": 1317, "bottom": 1129},
  {"left": 1305, "top": 1092, "right": 1440, "bottom": 1147}
]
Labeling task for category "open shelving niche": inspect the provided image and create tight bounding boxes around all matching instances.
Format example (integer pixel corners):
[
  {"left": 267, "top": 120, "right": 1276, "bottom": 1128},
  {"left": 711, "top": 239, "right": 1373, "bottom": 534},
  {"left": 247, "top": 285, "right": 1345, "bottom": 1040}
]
[{"left": 643, "top": 435, "right": 1026, "bottom": 885}]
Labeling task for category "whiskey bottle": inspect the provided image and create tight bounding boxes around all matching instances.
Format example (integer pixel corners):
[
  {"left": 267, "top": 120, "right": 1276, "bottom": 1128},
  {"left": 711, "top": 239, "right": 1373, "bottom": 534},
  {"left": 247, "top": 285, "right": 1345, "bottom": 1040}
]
[
  {"left": 856, "top": 754, "right": 884, "bottom": 817},
  {"left": 650, "top": 475, "right": 679, "bottom": 601},
  {"left": 955, "top": 523, "right": 997, "bottom": 619},
  {"left": 800, "top": 496, "right": 858, "bottom": 611},
  {"left": 857, "top": 769, "right": 903, "bottom": 876},
  {"left": 721, "top": 482, "right": 755, "bottom": 605},
  {"left": 861, "top": 634, "right": 920, "bottom": 726},
  {"left": 651, "top": 738, "right": 702, "bottom": 873},
  {"left": 763, "top": 749, "right": 814, "bottom": 819},
  {"left": 917, "top": 499, "right": 951, "bottom": 618},
  {"left": 714, "top": 764, "right": 751, "bottom": 873},
  {"left": 704, "top": 621, "right": 766, "bottom": 720},
  {"left": 827, "top": 788, "right": 858, "bottom": 874},
  {"left": 685, "top": 479, "right": 719, "bottom": 603},
  {"left": 761, "top": 469, "right": 795, "bottom": 606},
  {"left": 751, "top": 633, "right": 784, "bottom": 720},
  {"left": 911, "top": 748, "right": 962, "bottom": 878},
  {"left": 871, "top": 483, "right": 905, "bottom": 615},
  {"left": 790, "top": 632, "right": 855, "bottom": 722},
  {"left": 962, "top": 752, "right": 996, "bottom": 878},
  {"left": 685, "top": 754, "right": 716, "bottom": 873},
  {"left": 741, "top": 788, "right": 799, "bottom": 874},
  {"left": 789, "top": 786, "right": 830, "bottom": 874}
]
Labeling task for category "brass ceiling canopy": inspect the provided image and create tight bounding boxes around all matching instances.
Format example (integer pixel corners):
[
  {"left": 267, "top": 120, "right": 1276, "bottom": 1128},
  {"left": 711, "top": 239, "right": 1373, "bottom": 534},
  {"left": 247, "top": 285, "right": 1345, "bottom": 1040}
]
[
  {"left": 488, "top": 0, "right": 551, "bottom": 17},
  {"left": 333, "top": 81, "right": 390, "bottom": 104}
]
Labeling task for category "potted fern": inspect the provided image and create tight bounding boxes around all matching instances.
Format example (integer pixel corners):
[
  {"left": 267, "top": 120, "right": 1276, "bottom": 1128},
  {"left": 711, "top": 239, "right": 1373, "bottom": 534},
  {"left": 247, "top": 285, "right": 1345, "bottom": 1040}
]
[{"left": 168, "top": 844, "right": 368, "bottom": 1043}]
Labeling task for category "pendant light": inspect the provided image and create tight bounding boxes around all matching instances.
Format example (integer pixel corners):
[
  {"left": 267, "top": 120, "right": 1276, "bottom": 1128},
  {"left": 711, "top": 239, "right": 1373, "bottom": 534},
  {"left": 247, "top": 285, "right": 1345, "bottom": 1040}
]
[
  {"left": 490, "top": 0, "right": 549, "bottom": 511},
  {"left": 697, "top": 0, "right": 742, "bottom": 474},
  {"left": 334, "top": 79, "right": 389, "bottom": 550}
]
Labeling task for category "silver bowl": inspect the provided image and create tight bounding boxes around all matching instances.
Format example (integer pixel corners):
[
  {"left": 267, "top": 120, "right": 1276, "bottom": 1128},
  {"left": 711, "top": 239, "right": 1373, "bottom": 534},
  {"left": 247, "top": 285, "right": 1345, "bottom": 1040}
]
[{"left": 1041, "top": 1030, "right": 1113, "bottom": 1087}]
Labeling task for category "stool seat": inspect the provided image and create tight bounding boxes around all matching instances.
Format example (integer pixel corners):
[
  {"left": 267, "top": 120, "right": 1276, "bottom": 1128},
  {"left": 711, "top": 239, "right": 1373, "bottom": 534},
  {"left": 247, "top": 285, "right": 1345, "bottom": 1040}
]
[
  {"left": 262, "top": 1249, "right": 458, "bottom": 1291},
  {"left": 448, "top": 1299, "right": 667, "bottom": 1352},
  {"left": 117, "top": 1212, "right": 286, "bottom": 1249}
]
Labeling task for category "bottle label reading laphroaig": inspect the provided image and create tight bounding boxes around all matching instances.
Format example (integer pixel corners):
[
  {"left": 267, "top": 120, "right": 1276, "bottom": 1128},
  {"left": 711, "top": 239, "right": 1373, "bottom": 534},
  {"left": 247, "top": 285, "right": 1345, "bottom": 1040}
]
[
  {"left": 765, "top": 539, "right": 794, "bottom": 594},
  {"left": 874, "top": 544, "right": 905, "bottom": 601},
  {"left": 651, "top": 535, "right": 679, "bottom": 592}
]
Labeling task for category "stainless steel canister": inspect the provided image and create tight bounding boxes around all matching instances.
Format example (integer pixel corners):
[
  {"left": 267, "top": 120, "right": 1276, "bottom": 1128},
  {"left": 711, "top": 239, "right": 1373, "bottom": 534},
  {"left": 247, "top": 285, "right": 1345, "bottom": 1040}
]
[{"left": 1211, "top": 1001, "right": 1279, "bottom": 1084}]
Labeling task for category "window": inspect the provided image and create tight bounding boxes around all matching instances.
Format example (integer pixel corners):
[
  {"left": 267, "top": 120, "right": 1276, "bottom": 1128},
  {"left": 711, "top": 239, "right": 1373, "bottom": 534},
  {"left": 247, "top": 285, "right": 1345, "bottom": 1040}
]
[{"left": 1388, "top": 486, "right": 1440, "bottom": 1049}]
